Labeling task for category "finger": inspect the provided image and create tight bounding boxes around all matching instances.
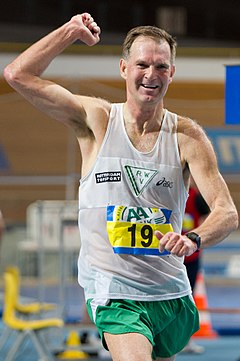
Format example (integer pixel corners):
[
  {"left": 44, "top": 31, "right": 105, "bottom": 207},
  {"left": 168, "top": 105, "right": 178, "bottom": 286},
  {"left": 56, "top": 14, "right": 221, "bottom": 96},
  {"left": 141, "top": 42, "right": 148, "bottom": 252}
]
[
  {"left": 169, "top": 242, "right": 184, "bottom": 255},
  {"left": 155, "top": 231, "right": 170, "bottom": 253},
  {"left": 89, "top": 23, "right": 101, "bottom": 35},
  {"left": 82, "top": 13, "right": 92, "bottom": 22},
  {"left": 155, "top": 231, "right": 167, "bottom": 252},
  {"left": 84, "top": 16, "right": 94, "bottom": 27},
  {"left": 160, "top": 236, "right": 172, "bottom": 253},
  {"left": 89, "top": 21, "right": 97, "bottom": 29},
  {"left": 177, "top": 245, "right": 190, "bottom": 257},
  {"left": 154, "top": 230, "right": 164, "bottom": 240}
]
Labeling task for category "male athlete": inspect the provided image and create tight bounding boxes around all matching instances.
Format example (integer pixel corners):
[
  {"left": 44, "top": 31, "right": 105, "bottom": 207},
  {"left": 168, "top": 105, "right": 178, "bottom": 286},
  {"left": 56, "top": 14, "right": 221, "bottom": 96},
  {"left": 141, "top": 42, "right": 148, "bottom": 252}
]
[{"left": 4, "top": 13, "right": 238, "bottom": 361}]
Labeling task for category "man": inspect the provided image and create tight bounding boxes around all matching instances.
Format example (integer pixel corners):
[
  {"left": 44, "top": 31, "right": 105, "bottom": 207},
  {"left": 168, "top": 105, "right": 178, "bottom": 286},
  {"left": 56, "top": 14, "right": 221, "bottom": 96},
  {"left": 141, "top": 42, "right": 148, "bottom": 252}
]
[{"left": 4, "top": 13, "right": 238, "bottom": 361}]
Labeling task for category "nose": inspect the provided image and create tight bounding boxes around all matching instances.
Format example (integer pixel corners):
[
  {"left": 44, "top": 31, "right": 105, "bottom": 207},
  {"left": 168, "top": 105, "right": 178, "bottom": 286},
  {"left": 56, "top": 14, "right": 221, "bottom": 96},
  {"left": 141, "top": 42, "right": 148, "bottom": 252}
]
[{"left": 144, "top": 66, "right": 156, "bottom": 80}]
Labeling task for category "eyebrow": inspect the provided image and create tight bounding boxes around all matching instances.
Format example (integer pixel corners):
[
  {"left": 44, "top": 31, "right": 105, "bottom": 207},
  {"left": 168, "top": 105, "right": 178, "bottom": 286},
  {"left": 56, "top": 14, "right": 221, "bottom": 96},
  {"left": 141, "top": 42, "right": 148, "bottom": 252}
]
[{"left": 135, "top": 59, "right": 170, "bottom": 67}]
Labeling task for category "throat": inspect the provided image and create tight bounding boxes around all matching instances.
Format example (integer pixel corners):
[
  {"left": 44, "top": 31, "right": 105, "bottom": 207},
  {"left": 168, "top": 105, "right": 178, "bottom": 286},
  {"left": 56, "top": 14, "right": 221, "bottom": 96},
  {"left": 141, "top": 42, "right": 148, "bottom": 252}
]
[
  {"left": 123, "top": 108, "right": 165, "bottom": 152},
  {"left": 125, "top": 125, "right": 161, "bottom": 152},
  {"left": 142, "top": 120, "right": 158, "bottom": 135}
]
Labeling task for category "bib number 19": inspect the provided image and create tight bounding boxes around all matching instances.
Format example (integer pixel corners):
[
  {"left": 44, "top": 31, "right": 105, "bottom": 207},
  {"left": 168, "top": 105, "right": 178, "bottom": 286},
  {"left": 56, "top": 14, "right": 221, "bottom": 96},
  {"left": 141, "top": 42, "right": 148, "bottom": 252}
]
[{"left": 127, "top": 224, "right": 153, "bottom": 248}]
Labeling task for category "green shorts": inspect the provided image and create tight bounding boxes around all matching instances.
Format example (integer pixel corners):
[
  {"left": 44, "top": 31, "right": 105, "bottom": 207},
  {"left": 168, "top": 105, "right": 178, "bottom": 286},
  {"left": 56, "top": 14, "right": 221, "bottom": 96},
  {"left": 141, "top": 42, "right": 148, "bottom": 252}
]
[{"left": 86, "top": 296, "right": 199, "bottom": 359}]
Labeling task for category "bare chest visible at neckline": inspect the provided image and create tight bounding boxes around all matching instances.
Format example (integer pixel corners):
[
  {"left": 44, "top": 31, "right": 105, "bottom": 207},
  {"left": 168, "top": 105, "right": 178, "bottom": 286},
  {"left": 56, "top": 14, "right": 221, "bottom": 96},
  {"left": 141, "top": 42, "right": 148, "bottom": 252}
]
[{"left": 125, "top": 127, "right": 160, "bottom": 152}]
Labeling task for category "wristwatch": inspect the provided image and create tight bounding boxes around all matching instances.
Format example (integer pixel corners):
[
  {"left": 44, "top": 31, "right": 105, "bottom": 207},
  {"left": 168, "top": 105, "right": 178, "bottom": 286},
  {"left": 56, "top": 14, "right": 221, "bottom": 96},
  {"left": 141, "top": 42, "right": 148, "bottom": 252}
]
[{"left": 185, "top": 232, "right": 201, "bottom": 250}]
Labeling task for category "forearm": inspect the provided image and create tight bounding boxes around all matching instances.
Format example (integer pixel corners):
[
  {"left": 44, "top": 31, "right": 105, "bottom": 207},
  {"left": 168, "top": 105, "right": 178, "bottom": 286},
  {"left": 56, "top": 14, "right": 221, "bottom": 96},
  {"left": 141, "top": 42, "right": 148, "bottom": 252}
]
[
  {"left": 4, "top": 23, "right": 78, "bottom": 82},
  {"left": 191, "top": 203, "right": 238, "bottom": 248},
  {"left": 3, "top": 13, "right": 100, "bottom": 87}
]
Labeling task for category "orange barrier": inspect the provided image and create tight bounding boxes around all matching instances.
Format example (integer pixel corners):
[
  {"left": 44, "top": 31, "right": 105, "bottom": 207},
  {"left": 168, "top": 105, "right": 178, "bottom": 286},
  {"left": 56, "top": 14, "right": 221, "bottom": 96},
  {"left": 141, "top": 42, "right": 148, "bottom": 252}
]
[{"left": 193, "top": 271, "right": 218, "bottom": 338}]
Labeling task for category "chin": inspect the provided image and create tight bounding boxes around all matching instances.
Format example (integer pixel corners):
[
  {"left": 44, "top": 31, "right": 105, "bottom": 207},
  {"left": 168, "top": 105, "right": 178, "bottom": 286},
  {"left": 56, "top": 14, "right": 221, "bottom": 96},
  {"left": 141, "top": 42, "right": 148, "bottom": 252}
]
[{"left": 141, "top": 95, "right": 159, "bottom": 104}]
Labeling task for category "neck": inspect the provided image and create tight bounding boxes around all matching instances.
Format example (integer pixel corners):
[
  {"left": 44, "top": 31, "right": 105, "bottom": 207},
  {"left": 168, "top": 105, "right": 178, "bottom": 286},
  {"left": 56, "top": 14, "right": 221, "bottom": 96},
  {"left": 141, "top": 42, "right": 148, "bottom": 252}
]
[{"left": 123, "top": 102, "right": 165, "bottom": 134}]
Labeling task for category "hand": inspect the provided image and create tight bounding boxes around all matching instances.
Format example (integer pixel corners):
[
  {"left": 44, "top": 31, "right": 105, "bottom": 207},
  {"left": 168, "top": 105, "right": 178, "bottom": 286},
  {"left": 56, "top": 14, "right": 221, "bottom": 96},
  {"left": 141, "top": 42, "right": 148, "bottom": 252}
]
[
  {"left": 154, "top": 230, "right": 198, "bottom": 257},
  {"left": 71, "top": 13, "right": 101, "bottom": 46}
]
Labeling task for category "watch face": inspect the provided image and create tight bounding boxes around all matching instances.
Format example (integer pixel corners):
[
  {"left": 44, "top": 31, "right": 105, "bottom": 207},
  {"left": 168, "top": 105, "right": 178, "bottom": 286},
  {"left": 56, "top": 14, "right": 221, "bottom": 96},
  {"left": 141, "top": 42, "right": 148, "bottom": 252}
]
[{"left": 186, "top": 232, "right": 201, "bottom": 249}]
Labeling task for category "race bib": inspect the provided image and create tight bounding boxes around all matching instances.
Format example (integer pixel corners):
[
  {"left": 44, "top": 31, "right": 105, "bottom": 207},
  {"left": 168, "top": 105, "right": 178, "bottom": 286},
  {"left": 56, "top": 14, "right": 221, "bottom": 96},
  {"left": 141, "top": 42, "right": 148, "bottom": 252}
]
[{"left": 106, "top": 205, "right": 173, "bottom": 256}]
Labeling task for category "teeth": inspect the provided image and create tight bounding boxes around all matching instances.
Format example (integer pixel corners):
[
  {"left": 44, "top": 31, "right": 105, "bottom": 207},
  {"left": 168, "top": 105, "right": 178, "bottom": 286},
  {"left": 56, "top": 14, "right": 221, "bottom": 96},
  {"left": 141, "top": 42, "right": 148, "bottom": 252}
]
[{"left": 142, "top": 84, "right": 158, "bottom": 89}]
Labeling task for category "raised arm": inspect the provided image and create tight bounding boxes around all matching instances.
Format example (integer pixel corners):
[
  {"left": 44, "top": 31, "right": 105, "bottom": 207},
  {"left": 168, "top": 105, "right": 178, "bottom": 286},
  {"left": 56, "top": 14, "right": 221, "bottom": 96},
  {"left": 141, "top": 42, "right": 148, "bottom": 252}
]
[{"left": 3, "top": 13, "right": 105, "bottom": 132}]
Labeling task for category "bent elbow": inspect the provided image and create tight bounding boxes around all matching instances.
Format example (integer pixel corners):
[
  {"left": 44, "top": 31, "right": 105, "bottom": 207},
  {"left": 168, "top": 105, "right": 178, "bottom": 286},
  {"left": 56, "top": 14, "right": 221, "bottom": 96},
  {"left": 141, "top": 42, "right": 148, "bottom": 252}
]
[
  {"left": 3, "top": 64, "right": 21, "bottom": 88},
  {"left": 229, "top": 208, "right": 239, "bottom": 232},
  {"left": 234, "top": 211, "right": 239, "bottom": 230},
  {"left": 3, "top": 65, "right": 13, "bottom": 83}
]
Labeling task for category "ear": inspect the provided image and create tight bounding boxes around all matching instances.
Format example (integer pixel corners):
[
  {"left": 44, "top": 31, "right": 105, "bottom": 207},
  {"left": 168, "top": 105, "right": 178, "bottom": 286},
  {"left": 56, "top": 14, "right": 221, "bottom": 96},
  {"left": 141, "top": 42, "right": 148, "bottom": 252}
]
[
  {"left": 120, "top": 58, "right": 127, "bottom": 80},
  {"left": 168, "top": 65, "right": 176, "bottom": 84}
]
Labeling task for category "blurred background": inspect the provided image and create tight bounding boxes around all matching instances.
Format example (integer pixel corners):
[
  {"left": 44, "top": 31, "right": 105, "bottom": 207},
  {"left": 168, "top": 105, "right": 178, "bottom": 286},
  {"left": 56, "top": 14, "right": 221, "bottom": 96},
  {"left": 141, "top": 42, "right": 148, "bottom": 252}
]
[
  {"left": 0, "top": 1, "right": 240, "bottom": 359},
  {"left": 1, "top": 0, "right": 240, "bottom": 45}
]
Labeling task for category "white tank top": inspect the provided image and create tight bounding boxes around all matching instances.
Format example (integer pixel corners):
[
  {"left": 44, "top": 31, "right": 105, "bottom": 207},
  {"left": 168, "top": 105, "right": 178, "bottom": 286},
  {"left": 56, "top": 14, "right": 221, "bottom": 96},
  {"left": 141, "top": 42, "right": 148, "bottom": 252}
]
[{"left": 78, "top": 103, "right": 191, "bottom": 301}]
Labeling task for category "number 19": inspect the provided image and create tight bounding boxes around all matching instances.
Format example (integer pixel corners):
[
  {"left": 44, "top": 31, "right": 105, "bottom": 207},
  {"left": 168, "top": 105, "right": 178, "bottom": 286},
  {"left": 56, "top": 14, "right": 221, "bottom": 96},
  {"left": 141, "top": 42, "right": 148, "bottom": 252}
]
[{"left": 127, "top": 224, "right": 153, "bottom": 247}]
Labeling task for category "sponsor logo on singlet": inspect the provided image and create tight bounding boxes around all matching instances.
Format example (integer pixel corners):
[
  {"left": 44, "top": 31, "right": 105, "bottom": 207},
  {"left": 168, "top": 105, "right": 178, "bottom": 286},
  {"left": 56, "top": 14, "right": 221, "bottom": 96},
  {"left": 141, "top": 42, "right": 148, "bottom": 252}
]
[
  {"left": 95, "top": 171, "right": 121, "bottom": 183},
  {"left": 156, "top": 177, "right": 174, "bottom": 188},
  {"left": 124, "top": 165, "right": 158, "bottom": 197}
]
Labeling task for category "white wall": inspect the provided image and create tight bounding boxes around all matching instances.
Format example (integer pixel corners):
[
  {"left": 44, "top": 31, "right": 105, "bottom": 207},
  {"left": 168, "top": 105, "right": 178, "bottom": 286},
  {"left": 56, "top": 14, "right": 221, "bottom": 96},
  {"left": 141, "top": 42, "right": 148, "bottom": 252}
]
[{"left": 1, "top": 53, "right": 240, "bottom": 81}]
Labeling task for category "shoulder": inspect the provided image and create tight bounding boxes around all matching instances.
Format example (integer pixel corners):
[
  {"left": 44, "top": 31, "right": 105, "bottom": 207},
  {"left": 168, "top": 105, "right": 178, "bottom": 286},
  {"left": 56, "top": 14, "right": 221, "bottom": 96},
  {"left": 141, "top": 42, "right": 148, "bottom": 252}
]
[
  {"left": 76, "top": 95, "right": 112, "bottom": 115},
  {"left": 176, "top": 115, "right": 216, "bottom": 164},
  {"left": 177, "top": 115, "right": 206, "bottom": 138},
  {"left": 177, "top": 115, "right": 211, "bottom": 149}
]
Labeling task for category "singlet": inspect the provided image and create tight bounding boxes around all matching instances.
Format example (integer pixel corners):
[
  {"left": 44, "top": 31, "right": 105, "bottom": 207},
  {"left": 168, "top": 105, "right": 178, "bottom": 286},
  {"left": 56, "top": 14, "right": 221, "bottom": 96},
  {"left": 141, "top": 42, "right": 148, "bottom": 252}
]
[{"left": 78, "top": 103, "right": 191, "bottom": 301}]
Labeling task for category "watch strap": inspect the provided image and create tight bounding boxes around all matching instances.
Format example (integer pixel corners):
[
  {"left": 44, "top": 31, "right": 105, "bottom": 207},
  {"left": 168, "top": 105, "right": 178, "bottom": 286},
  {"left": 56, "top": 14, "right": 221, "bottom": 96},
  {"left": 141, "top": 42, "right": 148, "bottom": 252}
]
[{"left": 185, "top": 232, "right": 201, "bottom": 250}]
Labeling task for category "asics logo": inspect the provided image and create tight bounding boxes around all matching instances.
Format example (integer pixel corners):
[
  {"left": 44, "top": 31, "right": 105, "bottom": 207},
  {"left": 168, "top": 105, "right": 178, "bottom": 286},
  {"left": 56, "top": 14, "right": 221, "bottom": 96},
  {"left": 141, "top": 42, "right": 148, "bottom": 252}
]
[{"left": 156, "top": 177, "right": 173, "bottom": 188}]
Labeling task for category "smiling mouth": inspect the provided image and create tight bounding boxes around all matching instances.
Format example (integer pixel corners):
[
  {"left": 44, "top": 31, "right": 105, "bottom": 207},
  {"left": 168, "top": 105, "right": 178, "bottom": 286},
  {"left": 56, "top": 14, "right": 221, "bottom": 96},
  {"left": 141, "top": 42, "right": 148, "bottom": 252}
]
[{"left": 141, "top": 84, "right": 159, "bottom": 89}]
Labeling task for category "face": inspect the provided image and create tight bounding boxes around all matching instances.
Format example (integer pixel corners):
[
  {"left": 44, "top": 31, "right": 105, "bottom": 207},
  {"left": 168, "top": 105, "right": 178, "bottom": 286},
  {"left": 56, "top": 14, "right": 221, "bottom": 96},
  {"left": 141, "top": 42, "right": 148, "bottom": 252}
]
[{"left": 120, "top": 36, "right": 175, "bottom": 106}]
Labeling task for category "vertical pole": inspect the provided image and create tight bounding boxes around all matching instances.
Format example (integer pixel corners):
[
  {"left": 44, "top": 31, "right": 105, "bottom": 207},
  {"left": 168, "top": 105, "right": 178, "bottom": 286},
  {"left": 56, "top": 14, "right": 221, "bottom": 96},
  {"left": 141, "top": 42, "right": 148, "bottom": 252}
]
[{"left": 37, "top": 201, "right": 45, "bottom": 306}]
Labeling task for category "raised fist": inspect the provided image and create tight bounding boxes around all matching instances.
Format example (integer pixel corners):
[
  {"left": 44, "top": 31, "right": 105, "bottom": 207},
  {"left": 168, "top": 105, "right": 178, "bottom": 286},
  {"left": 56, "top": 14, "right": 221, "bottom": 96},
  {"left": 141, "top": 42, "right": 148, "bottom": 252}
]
[{"left": 71, "top": 13, "right": 101, "bottom": 46}]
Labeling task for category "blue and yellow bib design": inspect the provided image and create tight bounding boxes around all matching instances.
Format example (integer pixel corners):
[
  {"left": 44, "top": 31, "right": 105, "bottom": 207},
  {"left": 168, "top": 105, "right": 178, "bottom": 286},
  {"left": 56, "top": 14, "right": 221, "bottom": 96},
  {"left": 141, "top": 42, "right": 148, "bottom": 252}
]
[{"left": 106, "top": 205, "right": 173, "bottom": 256}]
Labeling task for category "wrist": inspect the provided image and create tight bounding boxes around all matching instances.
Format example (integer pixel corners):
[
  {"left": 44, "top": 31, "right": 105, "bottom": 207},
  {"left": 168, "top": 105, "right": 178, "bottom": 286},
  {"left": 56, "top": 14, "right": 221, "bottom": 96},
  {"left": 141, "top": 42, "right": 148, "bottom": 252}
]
[
  {"left": 185, "top": 232, "right": 201, "bottom": 250},
  {"left": 64, "top": 20, "right": 82, "bottom": 44}
]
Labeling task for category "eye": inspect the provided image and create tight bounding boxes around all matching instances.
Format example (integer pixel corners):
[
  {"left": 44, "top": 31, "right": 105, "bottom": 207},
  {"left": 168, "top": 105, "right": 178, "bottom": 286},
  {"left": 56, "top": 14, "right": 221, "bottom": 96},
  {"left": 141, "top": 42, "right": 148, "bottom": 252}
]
[
  {"left": 157, "top": 64, "right": 169, "bottom": 70},
  {"left": 137, "top": 63, "right": 147, "bottom": 69}
]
